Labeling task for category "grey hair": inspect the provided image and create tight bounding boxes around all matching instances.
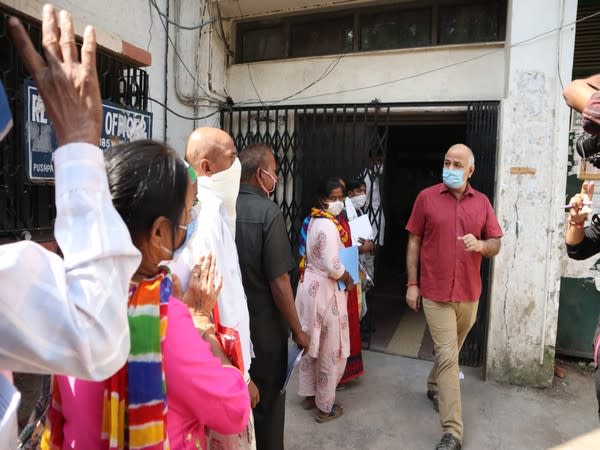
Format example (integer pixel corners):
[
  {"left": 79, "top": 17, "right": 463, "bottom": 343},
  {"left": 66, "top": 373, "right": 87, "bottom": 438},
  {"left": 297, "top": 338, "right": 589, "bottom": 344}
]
[{"left": 240, "top": 143, "right": 272, "bottom": 182}]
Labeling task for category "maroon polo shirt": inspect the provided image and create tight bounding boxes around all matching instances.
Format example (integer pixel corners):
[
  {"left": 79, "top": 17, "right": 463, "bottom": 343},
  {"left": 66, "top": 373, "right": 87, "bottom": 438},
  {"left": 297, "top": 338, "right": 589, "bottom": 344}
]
[{"left": 406, "top": 183, "right": 503, "bottom": 302}]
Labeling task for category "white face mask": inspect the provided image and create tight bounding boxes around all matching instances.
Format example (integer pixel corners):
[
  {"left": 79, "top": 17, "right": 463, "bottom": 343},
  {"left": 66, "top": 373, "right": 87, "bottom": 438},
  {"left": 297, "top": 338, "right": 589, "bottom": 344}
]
[
  {"left": 198, "top": 157, "right": 241, "bottom": 238},
  {"left": 325, "top": 200, "right": 344, "bottom": 217},
  {"left": 351, "top": 194, "right": 367, "bottom": 209}
]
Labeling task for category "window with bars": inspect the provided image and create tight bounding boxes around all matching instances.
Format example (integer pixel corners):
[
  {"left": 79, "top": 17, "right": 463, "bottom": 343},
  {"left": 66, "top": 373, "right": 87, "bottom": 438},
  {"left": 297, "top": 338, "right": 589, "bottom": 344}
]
[
  {"left": 236, "top": 0, "right": 507, "bottom": 64},
  {"left": 0, "top": 7, "right": 149, "bottom": 242}
]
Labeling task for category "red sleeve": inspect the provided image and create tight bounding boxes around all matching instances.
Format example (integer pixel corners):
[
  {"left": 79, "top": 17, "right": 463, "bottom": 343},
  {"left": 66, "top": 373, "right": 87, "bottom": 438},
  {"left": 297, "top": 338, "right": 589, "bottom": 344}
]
[
  {"left": 406, "top": 191, "right": 426, "bottom": 236},
  {"left": 164, "top": 298, "right": 250, "bottom": 434},
  {"left": 482, "top": 197, "right": 503, "bottom": 239}
]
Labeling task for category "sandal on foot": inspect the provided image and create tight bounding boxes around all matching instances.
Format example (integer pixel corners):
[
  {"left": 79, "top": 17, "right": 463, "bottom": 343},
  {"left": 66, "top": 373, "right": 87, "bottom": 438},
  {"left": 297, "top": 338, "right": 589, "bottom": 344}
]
[
  {"left": 315, "top": 404, "right": 344, "bottom": 423},
  {"left": 301, "top": 397, "right": 316, "bottom": 410}
]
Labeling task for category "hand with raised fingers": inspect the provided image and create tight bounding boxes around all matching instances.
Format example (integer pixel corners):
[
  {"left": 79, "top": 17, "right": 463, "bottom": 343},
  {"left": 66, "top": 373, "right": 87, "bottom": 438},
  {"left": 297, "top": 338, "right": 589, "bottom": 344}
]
[
  {"left": 184, "top": 253, "right": 223, "bottom": 316},
  {"left": 569, "top": 181, "right": 595, "bottom": 226},
  {"left": 8, "top": 4, "right": 102, "bottom": 147}
]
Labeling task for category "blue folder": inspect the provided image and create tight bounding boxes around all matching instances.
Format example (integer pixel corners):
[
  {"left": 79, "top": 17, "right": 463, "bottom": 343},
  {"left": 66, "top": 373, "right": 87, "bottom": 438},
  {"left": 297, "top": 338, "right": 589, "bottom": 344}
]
[{"left": 337, "top": 245, "right": 359, "bottom": 290}]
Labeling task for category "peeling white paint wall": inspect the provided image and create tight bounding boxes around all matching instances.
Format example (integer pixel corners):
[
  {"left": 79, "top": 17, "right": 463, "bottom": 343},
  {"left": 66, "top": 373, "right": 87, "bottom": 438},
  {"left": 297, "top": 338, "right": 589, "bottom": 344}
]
[{"left": 486, "top": 0, "right": 577, "bottom": 386}]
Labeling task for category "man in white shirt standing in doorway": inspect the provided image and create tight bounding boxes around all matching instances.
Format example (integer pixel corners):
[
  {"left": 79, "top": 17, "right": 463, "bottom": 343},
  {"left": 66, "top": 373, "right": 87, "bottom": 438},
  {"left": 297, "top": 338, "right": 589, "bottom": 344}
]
[{"left": 172, "top": 127, "right": 256, "bottom": 449}]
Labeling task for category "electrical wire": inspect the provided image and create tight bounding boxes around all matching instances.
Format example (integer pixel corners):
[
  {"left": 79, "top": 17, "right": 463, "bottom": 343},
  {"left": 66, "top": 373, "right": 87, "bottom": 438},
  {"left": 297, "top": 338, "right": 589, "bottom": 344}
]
[
  {"left": 149, "top": 97, "right": 222, "bottom": 120},
  {"left": 153, "top": 0, "right": 223, "bottom": 104},
  {"left": 246, "top": 65, "right": 264, "bottom": 105},
  {"left": 276, "top": 54, "right": 345, "bottom": 103},
  {"left": 557, "top": 0, "right": 566, "bottom": 91},
  {"left": 235, "top": 9, "right": 600, "bottom": 106},
  {"left": 149, "top": 0, "right": 214, "bottom": 30},
  {"left": 214, "top": 0, "right": 235, "bottom": 58}
]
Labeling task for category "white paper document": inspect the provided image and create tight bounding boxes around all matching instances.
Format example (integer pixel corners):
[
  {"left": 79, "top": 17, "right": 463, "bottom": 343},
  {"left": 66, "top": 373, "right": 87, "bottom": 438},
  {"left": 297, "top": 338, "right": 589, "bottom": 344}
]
[
  {"left": 0, "top": 374, "right": 20, "bottom": 449},
  {"left": 349, "top": 214, "right": 373, "bottom": 245}
]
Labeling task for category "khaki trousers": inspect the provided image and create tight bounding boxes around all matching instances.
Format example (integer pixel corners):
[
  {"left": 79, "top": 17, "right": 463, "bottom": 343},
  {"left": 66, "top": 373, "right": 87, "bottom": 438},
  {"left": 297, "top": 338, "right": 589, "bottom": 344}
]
[{"left": 423, "top": 298, "right": 479, "bottom": 441}]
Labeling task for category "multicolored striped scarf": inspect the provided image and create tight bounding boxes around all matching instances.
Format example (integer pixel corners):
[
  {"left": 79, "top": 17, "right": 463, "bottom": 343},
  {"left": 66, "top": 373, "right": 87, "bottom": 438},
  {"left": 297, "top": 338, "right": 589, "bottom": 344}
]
[
  {"left": 43, "top": 270, "right": 171, "bottom": 450},
  {"left": 298, "top": 207, "right": 350, "bottom": 279}
]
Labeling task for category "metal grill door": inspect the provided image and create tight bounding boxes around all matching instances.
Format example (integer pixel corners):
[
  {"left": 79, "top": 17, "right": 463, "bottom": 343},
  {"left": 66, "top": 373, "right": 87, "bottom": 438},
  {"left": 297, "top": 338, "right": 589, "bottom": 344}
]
[{"left": 460, "top": 101, "right": 500, "bottom": 367}]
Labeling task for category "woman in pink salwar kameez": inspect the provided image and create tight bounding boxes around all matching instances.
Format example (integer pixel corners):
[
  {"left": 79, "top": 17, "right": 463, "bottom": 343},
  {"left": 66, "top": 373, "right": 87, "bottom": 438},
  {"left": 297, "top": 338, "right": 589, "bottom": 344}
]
[{"left": 296, "top": 178, "right": 355, "bottom": 423}]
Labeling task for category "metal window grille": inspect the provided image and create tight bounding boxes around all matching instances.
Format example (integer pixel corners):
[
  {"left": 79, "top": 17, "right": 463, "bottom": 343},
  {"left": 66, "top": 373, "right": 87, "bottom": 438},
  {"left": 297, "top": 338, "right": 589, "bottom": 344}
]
[{"left": 0, "top": 7, "right": 149, "bottom": 242}]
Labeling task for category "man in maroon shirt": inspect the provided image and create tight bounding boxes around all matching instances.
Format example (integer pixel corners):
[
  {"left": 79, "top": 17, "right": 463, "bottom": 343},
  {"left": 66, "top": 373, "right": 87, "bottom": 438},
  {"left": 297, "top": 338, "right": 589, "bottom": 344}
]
[{"left": 405, "top": 143, "right": 502, "bottom": 450}]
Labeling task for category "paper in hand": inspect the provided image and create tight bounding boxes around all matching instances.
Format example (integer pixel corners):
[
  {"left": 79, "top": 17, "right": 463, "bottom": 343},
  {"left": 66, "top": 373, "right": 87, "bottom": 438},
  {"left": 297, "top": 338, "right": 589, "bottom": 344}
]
[
  {"left": 281, "top": 342, "right": 303, "bottom": 393},
  {"left": 349, "top": 214, "right": 373, "bottom": 246}
]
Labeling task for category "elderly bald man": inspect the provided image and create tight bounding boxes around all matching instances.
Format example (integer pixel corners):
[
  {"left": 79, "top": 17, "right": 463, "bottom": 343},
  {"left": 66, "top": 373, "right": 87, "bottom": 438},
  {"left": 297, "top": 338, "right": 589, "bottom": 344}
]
[
  {"left": 405, "top": 144, "right": 503, "bottom": 450},
  {"left": 171, "top": 127, "right": 256, "bottom": 449}
]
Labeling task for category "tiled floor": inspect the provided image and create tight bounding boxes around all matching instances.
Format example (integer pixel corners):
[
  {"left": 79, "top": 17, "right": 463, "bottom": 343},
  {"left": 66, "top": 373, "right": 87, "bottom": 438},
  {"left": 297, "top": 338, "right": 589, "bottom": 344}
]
[{"left": 365, "top": 286, "right": 434, "bottom": 361}]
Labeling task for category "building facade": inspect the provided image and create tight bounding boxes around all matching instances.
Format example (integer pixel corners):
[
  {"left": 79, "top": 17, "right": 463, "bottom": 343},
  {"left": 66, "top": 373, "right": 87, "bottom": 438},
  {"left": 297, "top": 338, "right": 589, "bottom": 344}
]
[{"left": 2, "top": 0, "right": 587, "bottom": 387}]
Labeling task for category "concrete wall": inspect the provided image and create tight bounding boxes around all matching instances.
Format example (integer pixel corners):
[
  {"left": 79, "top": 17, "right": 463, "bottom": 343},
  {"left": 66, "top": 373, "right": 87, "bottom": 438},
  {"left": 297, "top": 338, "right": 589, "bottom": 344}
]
[
  {"left": 486, "top": 0, "right": 577, "bottom": 387},
  {"left": 227, "top": 44, "right": 505, "bottom": 105}
]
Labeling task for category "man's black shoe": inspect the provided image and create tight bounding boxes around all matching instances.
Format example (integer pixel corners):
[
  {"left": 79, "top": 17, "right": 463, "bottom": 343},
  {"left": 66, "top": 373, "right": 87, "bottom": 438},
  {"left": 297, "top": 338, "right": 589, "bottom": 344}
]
[
  {"left": 426, "top": 390, "right": 439, "bottom": 412},
  {"left": 435, "top": 433, "right": 461, "bottom": 450}
]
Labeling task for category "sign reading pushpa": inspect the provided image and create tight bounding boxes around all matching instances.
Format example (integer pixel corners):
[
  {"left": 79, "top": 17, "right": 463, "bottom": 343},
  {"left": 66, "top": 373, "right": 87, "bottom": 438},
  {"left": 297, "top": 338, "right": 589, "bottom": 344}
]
[{"left": 24, "top": 80, "right": 153, "bottom": 182}]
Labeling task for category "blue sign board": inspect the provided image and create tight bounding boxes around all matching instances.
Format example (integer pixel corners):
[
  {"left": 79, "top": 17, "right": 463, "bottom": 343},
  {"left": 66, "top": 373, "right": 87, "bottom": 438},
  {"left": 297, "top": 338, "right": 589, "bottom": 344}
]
[{"left": 24, "top": 80, "right": 153, "bottom": 182}]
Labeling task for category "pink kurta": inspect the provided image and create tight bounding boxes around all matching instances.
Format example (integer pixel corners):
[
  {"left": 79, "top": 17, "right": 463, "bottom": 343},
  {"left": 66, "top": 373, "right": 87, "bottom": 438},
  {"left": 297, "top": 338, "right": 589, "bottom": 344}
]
[
  {"left": 55, "top": 297, "right": 249, "bottom": 450},
  {"left": 295, "top": 217, "right": 350, "bottom": 413}
]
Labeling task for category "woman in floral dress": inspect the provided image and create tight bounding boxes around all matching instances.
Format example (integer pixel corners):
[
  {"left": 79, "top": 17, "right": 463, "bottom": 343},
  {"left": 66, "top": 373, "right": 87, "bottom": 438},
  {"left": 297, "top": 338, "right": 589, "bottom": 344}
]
[{"left": 296, "top": 177, "right": 355, "bottom": 423}]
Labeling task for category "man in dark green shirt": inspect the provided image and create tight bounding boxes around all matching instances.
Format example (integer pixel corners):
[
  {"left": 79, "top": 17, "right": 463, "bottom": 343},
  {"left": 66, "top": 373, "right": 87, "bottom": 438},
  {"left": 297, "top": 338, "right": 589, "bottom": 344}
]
[{"left": 235, "top": 143, "right": 310, "bottom": 450}]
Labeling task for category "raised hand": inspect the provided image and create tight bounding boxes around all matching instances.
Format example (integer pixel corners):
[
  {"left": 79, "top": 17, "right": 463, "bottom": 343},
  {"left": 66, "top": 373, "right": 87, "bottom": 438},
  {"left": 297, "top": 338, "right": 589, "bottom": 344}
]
[
  {"left": 8, "top": 4, "right": 102, "bottom": 146},
  {"left": 569, "top": 181, "right": 595, "bottom": 225},
  {"left": 184, "top": 253, "right": 223, "bottom": 315}
]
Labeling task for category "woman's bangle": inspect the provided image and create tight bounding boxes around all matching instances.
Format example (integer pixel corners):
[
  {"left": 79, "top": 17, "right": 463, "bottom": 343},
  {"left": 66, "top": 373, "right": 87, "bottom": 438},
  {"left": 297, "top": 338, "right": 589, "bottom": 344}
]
[
  {"left": 569, "top": 220, "right": 585, "bottom": 229},
  {"left": 406, "top": 280, "right": 418, "bottom": 287},
  {"left": 191, "top": 311, "right": 212, "bottom": 328},
  {"left": 195, "top": 322, "right": 215, "bottom": 337}
]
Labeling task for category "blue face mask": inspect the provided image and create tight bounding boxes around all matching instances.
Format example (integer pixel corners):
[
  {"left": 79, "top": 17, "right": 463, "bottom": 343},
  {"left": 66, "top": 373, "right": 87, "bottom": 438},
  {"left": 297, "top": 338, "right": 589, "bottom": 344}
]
[
  {"left": 442, "top": 168, "right": 465, "bottom": 190},
  {"left": 173, "top": 219, "right": 196, "bottom": 259},
  {"left": 162, "top": 209, "right": 198, "bottom": 262}
]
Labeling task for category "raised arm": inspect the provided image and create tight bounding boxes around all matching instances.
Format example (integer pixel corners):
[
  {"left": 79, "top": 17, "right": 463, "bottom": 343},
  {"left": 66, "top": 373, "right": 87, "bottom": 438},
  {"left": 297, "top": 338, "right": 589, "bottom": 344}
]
[{"left": 0, "top": 6, "right": 140, "bottom": 379}]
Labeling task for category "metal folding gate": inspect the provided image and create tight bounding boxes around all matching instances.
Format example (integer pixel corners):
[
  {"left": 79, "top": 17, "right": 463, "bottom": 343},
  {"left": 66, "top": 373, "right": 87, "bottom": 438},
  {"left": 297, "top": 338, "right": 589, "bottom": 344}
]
[{"left": 221, "top": 101, "right": 499, "bottom": 367}]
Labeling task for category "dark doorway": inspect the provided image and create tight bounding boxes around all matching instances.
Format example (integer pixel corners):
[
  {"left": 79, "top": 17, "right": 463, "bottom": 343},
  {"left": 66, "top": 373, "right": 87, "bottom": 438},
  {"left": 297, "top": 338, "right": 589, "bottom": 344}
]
[
  {"left": 221, "top": 101, "right": 499, "bottom": 367},
  {"left": 370, "top": 122, "right": 467, "bottom": 360}
]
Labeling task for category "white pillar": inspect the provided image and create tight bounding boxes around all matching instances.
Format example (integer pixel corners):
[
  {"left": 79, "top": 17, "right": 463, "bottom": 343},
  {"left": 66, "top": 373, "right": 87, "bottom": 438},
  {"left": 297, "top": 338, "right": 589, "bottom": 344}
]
[{"left": 486, "top": 0, "right": 577, "bottom": 386}]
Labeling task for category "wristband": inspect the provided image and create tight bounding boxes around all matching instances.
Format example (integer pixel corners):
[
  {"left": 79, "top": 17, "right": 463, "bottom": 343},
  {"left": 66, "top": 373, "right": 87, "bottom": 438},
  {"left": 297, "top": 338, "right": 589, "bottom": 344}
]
[
  {"left": 569, "top": 220, "right": 585, "bottom": 229},
  {"left": 406, "top": 281, "right": 418, "bottom": 287}
]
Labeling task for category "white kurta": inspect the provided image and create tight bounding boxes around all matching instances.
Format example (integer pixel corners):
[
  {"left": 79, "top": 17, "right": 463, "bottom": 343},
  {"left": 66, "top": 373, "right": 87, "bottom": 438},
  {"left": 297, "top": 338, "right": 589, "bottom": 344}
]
[
  {"left": 172, "top": 185, "right": 253, "bottom": 374},
  {"left": 364, "top": 169, "right": 386, "bottom": 246},
  {"left": 0, "top": 143, "right": 141, "bottom": 380}
]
